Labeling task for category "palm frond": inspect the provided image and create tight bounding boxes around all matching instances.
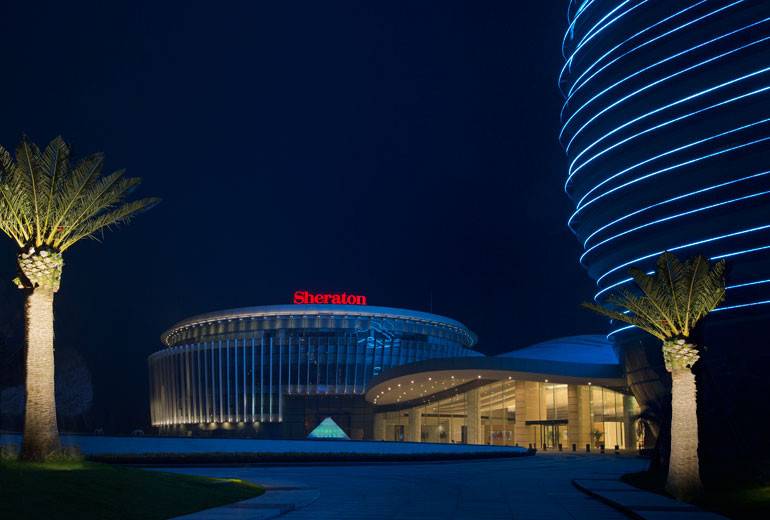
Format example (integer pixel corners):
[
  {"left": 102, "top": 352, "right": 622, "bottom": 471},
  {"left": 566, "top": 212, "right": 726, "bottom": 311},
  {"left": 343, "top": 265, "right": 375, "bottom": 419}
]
[
  {"left": 14, "top": 137, "right": 44, "bottom": 239},
  {"left": 689, "top": 258, "right": 726, "bottom": 327},
  {"left": 654, "top": 252, "right": 684, "bottom": 331},
  {"left": 59, "top": 197, "right": 160, "bottom": 250},
  {"left": 0, "top": 145, "right": 28, "bottom": 246},
  {"left": 51, "top": 172, "right": 139, "bottom": 248},
  {"left": 45, "top": 153, "right": 104, "bottom": 243},
  {"left": 0, "top": 136, "right": 158, "bottom": 253},
  {"left": 581, "top": 251, "right": 726, "bottom": 342},
  {"left": 580, "top": 301, "right": 667, "bottom": 340},
  {"left": 628, "top": 266, "right": 680, "bottom": 335},
  {"left": 39, "top": 136, "right": 71, "bottom": 236}
]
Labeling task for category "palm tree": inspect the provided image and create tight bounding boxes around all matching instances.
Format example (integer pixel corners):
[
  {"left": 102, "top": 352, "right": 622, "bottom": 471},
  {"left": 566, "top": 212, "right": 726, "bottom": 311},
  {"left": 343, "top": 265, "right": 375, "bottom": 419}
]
[
  {"left": 0, "top": 136, "right": 158, "bottom": 461},
  {"left": 582, "top": 252, "right": 725, "bottom": 501}
]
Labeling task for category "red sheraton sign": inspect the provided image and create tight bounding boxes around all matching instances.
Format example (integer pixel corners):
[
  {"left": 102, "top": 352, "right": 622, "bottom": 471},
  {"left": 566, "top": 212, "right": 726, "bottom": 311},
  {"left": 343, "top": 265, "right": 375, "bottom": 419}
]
[{"left": 293, "top": 291, "right": 367, "bottom": 305}]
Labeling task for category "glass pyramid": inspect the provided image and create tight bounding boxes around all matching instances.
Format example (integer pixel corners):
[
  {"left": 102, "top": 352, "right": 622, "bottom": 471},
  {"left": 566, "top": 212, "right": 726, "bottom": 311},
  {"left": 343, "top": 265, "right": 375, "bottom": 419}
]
[{"left": 307, "top": 417, "right": 350, "bottom": 439}]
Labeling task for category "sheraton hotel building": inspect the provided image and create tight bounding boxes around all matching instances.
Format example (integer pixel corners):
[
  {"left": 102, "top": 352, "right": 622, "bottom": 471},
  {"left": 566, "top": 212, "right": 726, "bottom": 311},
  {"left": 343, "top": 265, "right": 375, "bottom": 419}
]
[{"left": 148, "top": 296, "right": 640, "bottom": 449}]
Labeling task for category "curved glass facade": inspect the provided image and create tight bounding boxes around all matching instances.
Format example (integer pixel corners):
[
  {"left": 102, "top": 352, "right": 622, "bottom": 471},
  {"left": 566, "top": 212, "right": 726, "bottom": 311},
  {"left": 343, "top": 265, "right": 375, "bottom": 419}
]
[
  {"left": 148, "top": 305, "right": 479, "bottom": 427},
  {"left": 560, "top": 0, "right": 770, "bottom": 338},
  {"left": 376, "top": 380, "right": 639, "bottom": 450}
]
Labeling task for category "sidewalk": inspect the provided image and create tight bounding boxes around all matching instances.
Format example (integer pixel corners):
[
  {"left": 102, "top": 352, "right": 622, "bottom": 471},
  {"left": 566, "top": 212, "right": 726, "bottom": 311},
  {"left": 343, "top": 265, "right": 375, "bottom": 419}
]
[
  {"left": 171, "top": 482, "right": 319, "bottom": 520},
  {"left": 573, "top": 478, "right": 728, "bottom": 520}
]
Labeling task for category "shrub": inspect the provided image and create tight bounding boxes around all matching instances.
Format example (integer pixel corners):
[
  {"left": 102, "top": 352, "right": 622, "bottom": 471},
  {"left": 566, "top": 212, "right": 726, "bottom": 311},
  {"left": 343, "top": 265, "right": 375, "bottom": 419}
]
[
  {"left": 44, "top": 445, "right": 84, "bottom": 463},
  {"left": 0, "top": 444, "right": 20, "bottom": 461}
]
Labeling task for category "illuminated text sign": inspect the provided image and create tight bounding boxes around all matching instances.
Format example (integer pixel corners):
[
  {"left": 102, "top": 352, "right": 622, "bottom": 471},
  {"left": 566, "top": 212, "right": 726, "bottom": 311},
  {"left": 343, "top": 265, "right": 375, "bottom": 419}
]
[{"left": 293, "top": 291, "right": 367, "bottom": 305}]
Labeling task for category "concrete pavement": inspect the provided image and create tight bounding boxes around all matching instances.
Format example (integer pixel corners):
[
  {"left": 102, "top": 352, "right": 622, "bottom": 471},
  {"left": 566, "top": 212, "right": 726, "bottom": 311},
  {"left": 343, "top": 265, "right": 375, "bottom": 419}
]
[
  {"left": 573, "top": 478, "right": 728, "bottom": 520},
  {"left": 158, "top": 452, "right": 650, "bottom": 519}
]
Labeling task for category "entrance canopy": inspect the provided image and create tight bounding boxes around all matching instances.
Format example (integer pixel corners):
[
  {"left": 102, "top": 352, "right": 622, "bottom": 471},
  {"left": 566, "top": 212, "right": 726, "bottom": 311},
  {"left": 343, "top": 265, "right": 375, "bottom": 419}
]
[{"left": 365, "top": 335, "right": 625, "bottom": 407}]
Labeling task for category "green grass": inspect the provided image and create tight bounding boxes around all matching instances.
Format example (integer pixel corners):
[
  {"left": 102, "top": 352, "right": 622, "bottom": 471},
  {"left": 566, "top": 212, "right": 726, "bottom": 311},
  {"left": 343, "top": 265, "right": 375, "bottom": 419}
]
[
  {"left": 0, "top": 459, "right": 264, "bottom": 520},
  {"left": 622, "top": 470, "right": 770, "bottom": 520}
]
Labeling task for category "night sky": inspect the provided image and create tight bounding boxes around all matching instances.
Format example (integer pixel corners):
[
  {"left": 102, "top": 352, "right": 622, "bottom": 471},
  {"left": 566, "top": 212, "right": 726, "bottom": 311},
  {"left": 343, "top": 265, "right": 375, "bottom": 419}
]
[{"left": 0, "top": 1, "right": 606, "bottom": 432}]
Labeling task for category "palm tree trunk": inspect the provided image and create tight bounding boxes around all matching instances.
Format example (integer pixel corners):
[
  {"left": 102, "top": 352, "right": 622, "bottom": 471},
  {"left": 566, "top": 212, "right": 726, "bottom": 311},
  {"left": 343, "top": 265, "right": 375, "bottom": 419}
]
[
  {"left": 665, "top": 367, "right": 703, "bottom": 501},
  {"left": 20, "top": 287, "right": 60, "bottom": 461}
]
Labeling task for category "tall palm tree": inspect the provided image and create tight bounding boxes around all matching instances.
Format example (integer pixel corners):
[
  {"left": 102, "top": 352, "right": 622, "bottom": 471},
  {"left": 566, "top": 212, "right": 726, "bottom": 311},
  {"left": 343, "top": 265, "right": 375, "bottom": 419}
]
[
  {"left": 582, "top": 252, "right": 725, "bottom": 501},
  {"left": 0, "top": 136, "right": 158, "bottom": 461}
]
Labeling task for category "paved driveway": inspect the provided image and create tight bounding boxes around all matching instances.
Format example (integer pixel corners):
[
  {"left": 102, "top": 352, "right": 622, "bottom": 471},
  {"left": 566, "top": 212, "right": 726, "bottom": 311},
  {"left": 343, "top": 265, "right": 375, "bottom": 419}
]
[{"left": 160, "top": 452, "right": 649, "bottom": 520}]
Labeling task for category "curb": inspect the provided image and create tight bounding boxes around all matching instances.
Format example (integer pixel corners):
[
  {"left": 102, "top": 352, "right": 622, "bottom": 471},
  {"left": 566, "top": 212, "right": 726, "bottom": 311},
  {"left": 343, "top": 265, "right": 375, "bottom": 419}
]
[
  {"left": 172, "top": 482, "right": 320, "bottom": 520},
  {"left": 572, "top": 478, "right": 728, "bottom": 520}
]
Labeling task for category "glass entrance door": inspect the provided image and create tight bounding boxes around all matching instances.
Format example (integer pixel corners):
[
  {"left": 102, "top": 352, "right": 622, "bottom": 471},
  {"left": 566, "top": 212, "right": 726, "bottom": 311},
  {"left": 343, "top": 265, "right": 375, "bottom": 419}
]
[
  {"left": 527, "top": 420, "right": 567, "bottom": 448},
  {"left": 541, "top": 424, "right": 559, "bottom": 448}
]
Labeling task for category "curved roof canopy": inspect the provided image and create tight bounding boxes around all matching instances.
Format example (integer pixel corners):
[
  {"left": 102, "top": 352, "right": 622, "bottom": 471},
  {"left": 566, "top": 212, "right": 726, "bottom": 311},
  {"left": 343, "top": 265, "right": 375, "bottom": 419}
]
[
  {"left": 161, "top": 304, "right": 477, "bottom": 347},
  {"left": 499, "top": 334, "right": 618, "bottom": 364},
  {"left": 365, "top": 335, "right": 624, "bottom": 407}
]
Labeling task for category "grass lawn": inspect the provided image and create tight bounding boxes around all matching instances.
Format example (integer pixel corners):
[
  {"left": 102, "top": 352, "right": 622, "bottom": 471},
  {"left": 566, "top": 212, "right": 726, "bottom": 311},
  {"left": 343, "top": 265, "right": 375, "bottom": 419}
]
[
  {"left": 622, "top": 470, "right": 770, "bottom": 520},
  {"left": 0, "top": 459, "right": 264, "bottom": 520}
]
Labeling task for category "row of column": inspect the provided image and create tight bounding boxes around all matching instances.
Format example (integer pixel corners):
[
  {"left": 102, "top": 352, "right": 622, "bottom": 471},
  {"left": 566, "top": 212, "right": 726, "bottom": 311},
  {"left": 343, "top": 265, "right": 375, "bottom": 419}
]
[
  {"left": 373, "top": 388, "right": 483, "bottom": 443},
  {"left": 373, "top": 383, "right": 636, "bottom": 447}
]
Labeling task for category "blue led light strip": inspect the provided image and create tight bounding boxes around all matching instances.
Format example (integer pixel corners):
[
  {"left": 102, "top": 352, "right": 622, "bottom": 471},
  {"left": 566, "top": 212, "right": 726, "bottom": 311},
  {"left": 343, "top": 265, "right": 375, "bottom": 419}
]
[
  {"left": 582, "top": 171, "right": 770, "bottom": 247},
  {"left": 596, "top": 224, "right": 770, "bottom": 286},
  {"left": 580, "top": 190, "right": 770, "bottom": 265},
  {"left": 575, "top": 117, "right": 770, "bottom": 210},
  {"left": 563, "top": 0, "right": 646, "bottom": 77},
  {"left": 562, "top": 0, "right": 598, "bottom": 58},
  {"left": 607, "top": 298, "right": 770, "bottom": 338},
  {"left": 569, "top": 134, "right": 770, "bottom": 229},
  {"left": 727, "top": 279, "right": 770, "bottom": 289},
  {"left": 595, "top": 243, "right": 770, "bottom": 301},
  {"left": 563, "top": 1, "right": 742, "bottom": 105},
  {"left": 562, "top": 0, "right": 633, "bottom": 61},
  {"left": 566, "top": 84, "right": 770, "bottom": 190},
  {"left": 562, "top": 1, "right": 709, "bottom": 101},
  {"left": 562, "top": 34, "right": 770, "bottom": 151}
]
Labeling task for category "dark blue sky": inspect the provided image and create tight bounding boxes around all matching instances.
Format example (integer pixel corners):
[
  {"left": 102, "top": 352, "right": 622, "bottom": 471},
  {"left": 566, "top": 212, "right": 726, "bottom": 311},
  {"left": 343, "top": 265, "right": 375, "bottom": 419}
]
[{"left": 0, "top": 1, "right": 605, "bottom": 431}]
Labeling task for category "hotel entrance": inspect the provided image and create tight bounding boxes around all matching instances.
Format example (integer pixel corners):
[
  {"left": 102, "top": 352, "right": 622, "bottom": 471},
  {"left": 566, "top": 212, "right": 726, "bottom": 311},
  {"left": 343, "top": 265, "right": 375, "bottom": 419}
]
[{"left": 526, "top": 420, "right": 568, "bottom": 448}]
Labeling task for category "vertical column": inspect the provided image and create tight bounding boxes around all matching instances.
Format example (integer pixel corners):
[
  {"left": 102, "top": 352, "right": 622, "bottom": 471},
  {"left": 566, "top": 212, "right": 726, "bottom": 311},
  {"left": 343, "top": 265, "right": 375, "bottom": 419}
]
[
  {"left": 204, "top": 342, "right": 210, "bottom": 422},
  {"left": 242, "top": 339, "right": 247, "bottom": 422},
  {"left": 287, "top": 336, "right": 292, "bottom": 394},
  {"left": 184, "top": 348, "right": 190, "bottom": 425},
  {"left": 352, "top": 337, "right": 359, "bottom": 393},
  {"left": 269, "top": 337, "right": 274, "bottom": 420},
  {"left": 197, "top": 344, "right": 203, "bottom": 423},
  {"left": 466, "top": 387, "right": 482, "bottom": 444},
  {"left": 226, "top": 339, "right": 231, "bottom": 422},
  {"left": 171, "top": 349, "right": 178, "bottom": 425},
  {"left": 251, "top": 338, "right": 255, "bottom": 421},
  {"left": 624, "top": 394, "right": 636, "bottom": 449},
  {"left": 218, "top": 340, "right": 224, "bottom": 423},
  {"left": 514, "top": 382, "right": 534, "bottom": 447},
  {"left": 234, "top": 339, "right": 239, "bottom": 422},
  {"left": 569, "top": 385, "right": 592, "bottom": 449},
  {"left": 260, "top": 336, "right": 265, "bottom": 422},
  {"left": 374, "top": 412, "right": 386, "bottom": 441},
  {"left": 576, "top": 385, "right": 592, "bottom": 448},
  {"left": 407, "top": 406, "right": 422, "bottom": 442},
  {"left": 278, "top": 337, "right": 283, "bottom": 422}
]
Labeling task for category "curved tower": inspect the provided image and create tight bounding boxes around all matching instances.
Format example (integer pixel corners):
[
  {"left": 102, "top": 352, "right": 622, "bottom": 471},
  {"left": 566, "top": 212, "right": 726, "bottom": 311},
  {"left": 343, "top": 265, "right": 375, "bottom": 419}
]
[{"left": 560, "top": 0, "right": 770, "bottom": 453}]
